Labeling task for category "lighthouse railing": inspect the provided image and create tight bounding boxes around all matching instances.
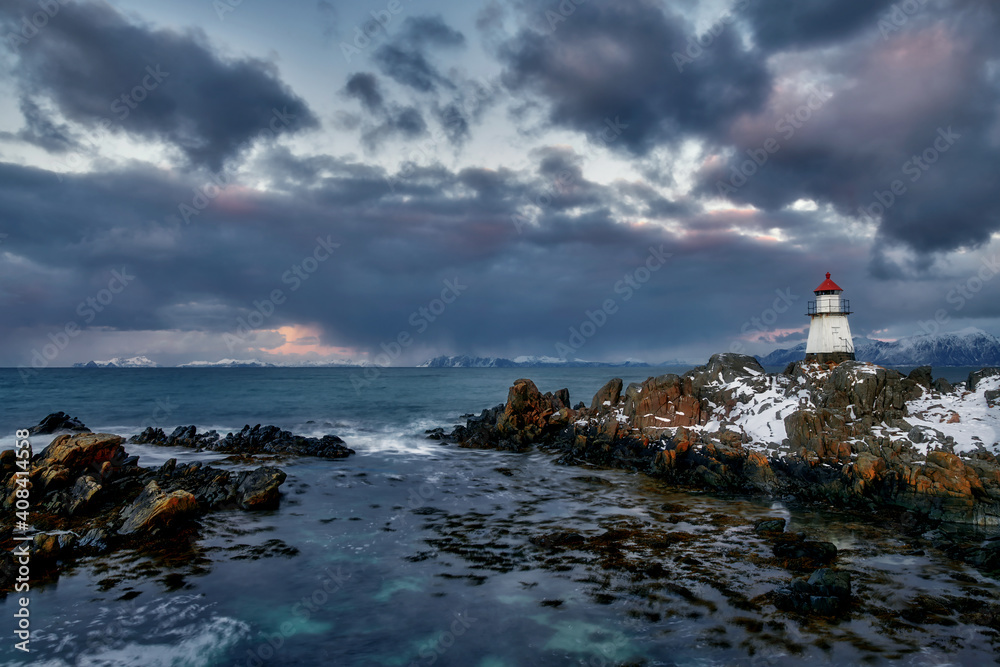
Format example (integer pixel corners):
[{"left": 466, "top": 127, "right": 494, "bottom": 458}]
[{"left": 807, "top": 299, "right": 851, "bottom": 315}]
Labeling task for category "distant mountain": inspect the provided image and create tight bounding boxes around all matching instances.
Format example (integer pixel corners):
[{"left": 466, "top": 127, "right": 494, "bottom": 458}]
[
  {"left": 290, "top": 359, "right": 362, "bottom": 367},
  {"left": 419, "top": 355, "right": 651, "bottom": 368},
  {"left": 178, "top": 358, "right": 276, "bottom": 368},
  {"left": 74, "top": 356, "right": 159, "bottom": 368},
  {"left": 757, "top": 327, "right": 1000, "bottom": 367},
  {"left": 175, "top": 358, "right": 362, "bottom": 368}
]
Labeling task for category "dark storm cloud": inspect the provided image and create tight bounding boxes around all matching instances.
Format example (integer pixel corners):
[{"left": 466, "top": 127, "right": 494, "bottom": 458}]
[
  {"left": 344, "top": 73, "right": 385, "bottom": 111},
  {"left": 742, "top": 0, "right": 896, "bottom": 51},
  {"left": 496, "top": 0, "right": 770, "bottom": 154},
  {"left": 695, "top": 2, "right": 1000, "bottom": 256},
  {"left": 2, "top": 148, "right": 997, "bottom": 367},
  {"left": 0, "top": 99, "right": 76, "bottom": 153},
  {"left": 341, "top": 73, "right": 427, "bottom": 148},
  {"left": 398, "top": 15, "right": 466, "bottom": 49},
  {"left": 0, "top": 0, "right": 318, "bottom": 171},
  {"left": 373, "top": 15, "right": 465, "bottom": 92}
]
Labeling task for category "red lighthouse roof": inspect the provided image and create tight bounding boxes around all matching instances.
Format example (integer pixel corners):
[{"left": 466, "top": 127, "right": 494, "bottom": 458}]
[{"left": 814, "top": 272, "right": 843, "bottom": 292}]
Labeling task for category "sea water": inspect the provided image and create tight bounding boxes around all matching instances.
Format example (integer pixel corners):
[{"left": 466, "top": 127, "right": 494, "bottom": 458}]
[{"left": 0, "top": 367, "right": 996, "bottom": 666}]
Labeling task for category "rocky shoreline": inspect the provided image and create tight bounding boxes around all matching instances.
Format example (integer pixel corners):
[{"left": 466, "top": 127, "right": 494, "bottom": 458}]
[
  {"left": 442, "top": 354, "right": 1000, "bottom": 580},
  {"left": 0, "top": 416, "right": 354, "bottom": 595}
]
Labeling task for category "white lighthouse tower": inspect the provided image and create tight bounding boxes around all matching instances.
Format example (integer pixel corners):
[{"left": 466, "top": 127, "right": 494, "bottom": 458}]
[{"left": 804, "top": 272, "right": 855, "bottom": 363}]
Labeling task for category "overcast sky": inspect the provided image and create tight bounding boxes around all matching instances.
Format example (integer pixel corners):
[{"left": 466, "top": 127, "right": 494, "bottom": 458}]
[{"left": 2, "top": 0, "right": 999, "bottom": 367}]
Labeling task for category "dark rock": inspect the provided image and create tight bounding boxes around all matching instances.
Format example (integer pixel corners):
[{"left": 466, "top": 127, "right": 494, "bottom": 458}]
[
  {"left": 554, "top": 388, "right": 571, "bottom": 409},
  {"left": 234, "top": 467, "right": 286, "bottom": 510},
  {"left": 131, "top": 424, "right": 354, "bottom": 459},
  {"left": 907, "top": 366, "right": 933, "bottom": 389},
  {"left": 78, "top": 527, "right": 110, "bottom": 551},
  {"left": 773, "top": 568, "right": 851, "bottom": 615},
  {"left": 773, "top": 539, "right": 837, "bottom": 565},
  {"left": 754, "top": 518, "right": 786, "bottom": 534},
  {"left": 32, "top": 532, "right": 75, "bottom": 563},
  {"left": 27, "top": 412, "right": 91, "bottom": 436},
  {"left": 159, "top": 458, "right": 177, "bottom": 476},
  {"left": 130, "top": 427, "right": 167, "bottom": 444},
  {"left": 968, "top": 367, "right": 1000, "bottom": 391},
  {"left": 808, "top": 568, "right": 852, "bottom": 598},
  {"left": 933, "top": 377, "right": 955, "bottom": 393},
  {"left": 425, "top": 428, "right": 446, "bottom": 440},
  {"left": 67, "top": 475, "right": 102, "bottom": 515}
]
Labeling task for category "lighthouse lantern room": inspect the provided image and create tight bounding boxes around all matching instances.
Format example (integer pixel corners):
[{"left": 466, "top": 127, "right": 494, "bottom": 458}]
[{"left": 804, "top": 272, "right": 855, "bottom": 364}]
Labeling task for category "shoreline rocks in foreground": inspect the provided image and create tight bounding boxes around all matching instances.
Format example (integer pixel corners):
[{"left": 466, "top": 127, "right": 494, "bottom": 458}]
[
  {"left": 0, "top": 416, "right": 354, "bottom": 595},
  {"left": 447, "top": 355, "right": 1000, "bottom": 533},
  {"left": 130, "top": 423, "right": 355, "bottom": 459}
]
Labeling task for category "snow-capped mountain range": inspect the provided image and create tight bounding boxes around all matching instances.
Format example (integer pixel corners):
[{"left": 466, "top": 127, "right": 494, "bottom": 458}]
[
  {"left": 418, "top": 355, "right": 651, "bottom": 368},
  {"left": 176, "top": 358, "right": 363, "bottom": 368},
  {"left": 757, "top": 327, "right": 1000, "bottom": 367},
  {"left": 74, "top": 357, "right": 363, "bottom": 368},
  {"left": 73, "top": 356, "right": 159, "bottom": 368}
]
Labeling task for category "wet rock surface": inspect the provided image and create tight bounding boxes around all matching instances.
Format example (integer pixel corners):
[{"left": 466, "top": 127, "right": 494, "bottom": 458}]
[
  {"left": 27, "top": 412, "right": 91, "bottom": 436},
  {"left": 0, "top": 431, "right": 290, "bottom": 595},
  {"left": 130, "top": 423, "right": 355, "bottom": 459},
  {"left": 442, "top": 355, "right": 1000, "bottom": 585},
  {"left": 445, "top": 355, "right": 1000, "bottom": 529}
]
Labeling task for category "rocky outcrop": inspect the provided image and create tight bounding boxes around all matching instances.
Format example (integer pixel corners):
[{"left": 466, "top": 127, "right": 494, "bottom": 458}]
[
  {"left": 27, "top": 412, "right": 91, "bottom": 436},
  {"left": 446, "top": 354, "right": 1000, "bottom": 528},
  {"left": 118, "top": 481, "right": 198, "bottom": 535},
  {"left": 0, "top": 431, "right": 291, "bottom": 595},
  {"left": 130, "top": 424, "right": 355, "bottom": 459},
  {"left": 234, "top": 467, "right": 286, "bottom": 509},
  {"left": 968, "top": 367, "right": 1000, "bottom": 391}
]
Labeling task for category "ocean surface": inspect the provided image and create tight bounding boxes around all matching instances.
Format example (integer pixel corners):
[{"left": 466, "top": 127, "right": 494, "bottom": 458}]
[{"left": 1, "top": 366, "right": 997, "bottom": 666}]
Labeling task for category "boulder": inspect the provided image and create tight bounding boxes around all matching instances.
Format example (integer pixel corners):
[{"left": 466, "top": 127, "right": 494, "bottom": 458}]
[
  {"left": 234, "top": 467, "right": 287, "bottom": 510},
  {"left": 27, "top": 412, "right": 91, "bottom": 436},
  {"left": 118, "top": 480, "right": 198, "bottom": 535},
  {"left": 932, "top": 377, "right": 955, "bottom": 394},
  {"left": 38, "top": 433, "right": 123, "bottom": 469},
  {"left": 968, "top": 368, "right": 1000, "bottom": 391},
  {"left": 31, "top": 532, "right": 76, "bottom": 563},
  {"left": 807, "top": 568, "right": 852, "bottom": 598},
  {"left": 590, "top": 378, "right": 623, "bottom": 412},
  {"left": 773, "top": 568, "right": 851, "bottom": 616},
  {"left": 67, "top": 475, "right": 102, "bottom": 515},
  {"left": 494, "top": 379, "right": 552, "bottom": 449},
  {"left": 907, "top": 366, "right": 933, "bottom": 389},
  {"left": 754, "top": 518, "right": 786, "bottom": 534},
  {"left": 690, "top": 353, "right": 767, "bottom": 385}
]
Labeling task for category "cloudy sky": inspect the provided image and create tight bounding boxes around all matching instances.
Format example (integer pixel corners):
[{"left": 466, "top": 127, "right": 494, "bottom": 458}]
[{"left": 2, "top": 0, "right": 999, "bottom": 367}]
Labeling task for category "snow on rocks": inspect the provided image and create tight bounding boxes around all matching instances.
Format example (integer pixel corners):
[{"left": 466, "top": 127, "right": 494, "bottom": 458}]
[{"left": 908, "top": 374, "right": 1000, "bottom": 455}]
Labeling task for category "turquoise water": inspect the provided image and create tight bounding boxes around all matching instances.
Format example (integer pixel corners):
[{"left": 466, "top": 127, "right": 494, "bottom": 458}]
[{"left": 1, "top": 367, "right": 998, "bottom": 666}]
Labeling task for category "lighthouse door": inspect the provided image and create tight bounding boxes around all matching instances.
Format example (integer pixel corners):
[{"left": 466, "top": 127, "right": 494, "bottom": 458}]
[{"left": 831, "top": 325, "right": 843, "bottom": 352}]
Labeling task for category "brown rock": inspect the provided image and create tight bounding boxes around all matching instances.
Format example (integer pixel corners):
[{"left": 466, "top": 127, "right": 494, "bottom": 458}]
[
  {"left": 118, "top": 480, "right": 198, "bottom": 535},
  {"left": 590, "top": 378, "right": 623, "bottom": 413},
  {"left": 39, "top": 433, "right": 123, "bottom": 469}
]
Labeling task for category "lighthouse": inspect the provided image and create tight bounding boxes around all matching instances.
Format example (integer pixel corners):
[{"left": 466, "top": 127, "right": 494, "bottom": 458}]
[{"left": 804, "top": 272, "right": 855, "bottom": 363}]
